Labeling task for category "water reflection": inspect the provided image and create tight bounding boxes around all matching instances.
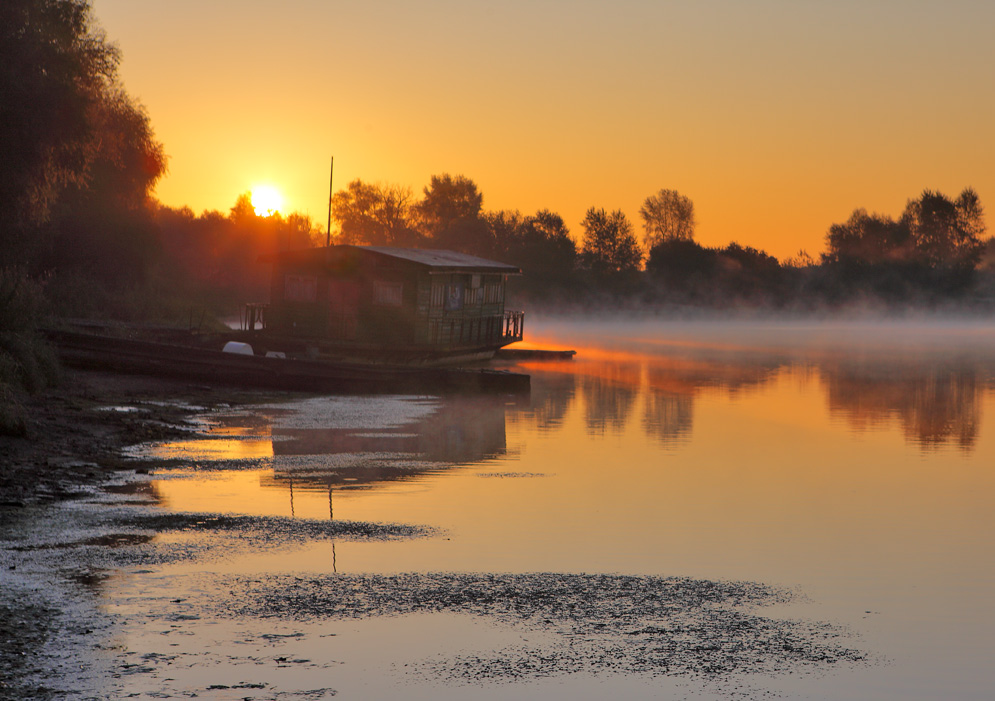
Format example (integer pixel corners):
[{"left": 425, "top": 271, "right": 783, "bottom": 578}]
[
  {"left": 143, "top": 332, "right": 995, "bottom": 508},
  {"left": 824, "top": 361, "right": 983, "bottom": 449},
  {"left": 508, "top": 339, "right": 994, "bottom": 452},
  {"left": 262, "top": 395, "right": 511, "bottom": 494}
]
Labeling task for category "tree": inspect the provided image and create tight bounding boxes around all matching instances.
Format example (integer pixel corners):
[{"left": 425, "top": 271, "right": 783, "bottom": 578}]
[
  {"left": 823, "top": 209, "right": 910, "bottom": 265},
  {"left": 901, "top": 188, "right": 985, "bottom": 269},
  {"left": 415, "top": 173, "right": 488, "bottom": 253},
  {"left": 825, "top": 189, "right": 986, "bottom": 272},
  {"left": 639, "top": 189, "right": 696, "bottom": 248},
  {"left": 1, "top": 0, "right": 166, "bottom": 288},
  {"left": 1, "top": 0, "right": 121, "bottom": 237},
  {"left": 416, "top": 174, "right": 483, "bottom": 231},
  {"left": 331, "top": 179, "right": 418, "bottom": 246},
  {"left": 514, "top": 210, "right": 577, "bottom": 285},
  {"left": 579, "top": 208, "right": 643, "bottom": 278}
]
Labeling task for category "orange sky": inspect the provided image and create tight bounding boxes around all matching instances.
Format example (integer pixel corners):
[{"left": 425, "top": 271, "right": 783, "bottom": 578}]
[{"left": 92, "top": 0, "right": 994, "bottom": 260}]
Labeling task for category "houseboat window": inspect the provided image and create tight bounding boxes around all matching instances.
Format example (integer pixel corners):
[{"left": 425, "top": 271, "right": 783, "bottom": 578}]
[
  {"left": 444, "top": 283, "right": 464, "bottom": 311},
  {"left": 484, "top": 278, "right": 504, "bottom": 304},
  {"left": 284, "top": 274, "right": 317, "bottom": 302},
  {"left": 431, "top": 282, "right": 445, "bottom": 308},
  {"left": 373, "top": 280, "right": 403, "bottom": 307},
  {"left": 465, "top": 286, "right": 482, "bottom": 306}
]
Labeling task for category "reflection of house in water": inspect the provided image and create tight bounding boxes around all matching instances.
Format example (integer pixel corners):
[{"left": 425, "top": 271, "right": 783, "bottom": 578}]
[
  {"left": 261, "top": 395, "right": 512, "bottom": 494},
  {"left": 824, "top": 362, "right": 983, "bottom": 450}
]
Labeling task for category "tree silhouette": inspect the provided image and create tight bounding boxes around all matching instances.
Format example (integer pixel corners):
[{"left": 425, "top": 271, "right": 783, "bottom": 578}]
[
  {"left": 1, "top": 0, "right": 166, "bottom": 290},
  {"left": 901, "top": 188, "right": 985, "bottom": 269},
  {"left": 579, "top": 208, "right": 643, "bottom": 279},
  {"left": 415, "top": 173, "right": 488, "bottom": 253},
  {"left": 331, "top": 179, "right": 419, "bottom": 246},
  {"left": 639, "top": 189, "right": 696, "bottom": 248}
]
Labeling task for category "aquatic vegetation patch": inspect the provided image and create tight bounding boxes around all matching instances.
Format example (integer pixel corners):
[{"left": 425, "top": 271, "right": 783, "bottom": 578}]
[
  {"left": 214, "top": 572, "right": 868, "bottom": 682},
  {"left": 110, "top": 511, "right": 437, "bottom": 543}
]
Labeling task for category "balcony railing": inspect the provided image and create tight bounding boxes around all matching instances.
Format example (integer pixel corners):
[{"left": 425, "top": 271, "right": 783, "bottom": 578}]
[
  {"left": 504, "top": 310, "right": 524, "bottom": 343},
  {"left": 241, "top": 303, "right": 269, "bottom": 331}
]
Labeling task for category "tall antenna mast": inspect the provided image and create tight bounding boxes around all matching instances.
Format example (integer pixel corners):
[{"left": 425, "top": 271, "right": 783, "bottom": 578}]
[{"left": 325, "top": 156, "right": 334, "bottom": 247}]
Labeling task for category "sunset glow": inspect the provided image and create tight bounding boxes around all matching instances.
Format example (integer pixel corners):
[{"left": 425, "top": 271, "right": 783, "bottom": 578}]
[
  {"left": 251, "top": 185, "right": 283, "bottom": 217},
  {"left": 91, "top": 0, "right": 995, "bottom": 259}
]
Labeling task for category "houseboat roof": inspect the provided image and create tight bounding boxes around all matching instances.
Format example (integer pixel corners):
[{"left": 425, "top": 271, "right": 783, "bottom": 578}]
[{"left": 263, "top": 245, "right": 521, "bottom": 275}]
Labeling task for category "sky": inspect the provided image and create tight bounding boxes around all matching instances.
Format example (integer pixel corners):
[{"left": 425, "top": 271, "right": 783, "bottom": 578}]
[{"left": 91, "top": 0, "right": 995, "bottom": 260}]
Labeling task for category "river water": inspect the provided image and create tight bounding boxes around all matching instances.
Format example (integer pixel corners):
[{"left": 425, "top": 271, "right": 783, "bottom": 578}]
[{"left": 105, "top": 318, "right": 995, "bottom": 699}]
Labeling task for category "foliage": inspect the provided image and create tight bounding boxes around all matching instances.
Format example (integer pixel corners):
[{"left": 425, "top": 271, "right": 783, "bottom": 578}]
[
  {"left": 506, "top": 210, "right": 578, "bottom": 288},
  {"left": 901, "top": 188, "right": 985, "bottom": 269},
  {"left": 1, "top": 0, "right": 168, "bottom": 317},
  {"left": 0, "top": 269, "right": 59, "bottom": 435},
  {"left": 825, "top": 189, "right": 985, "bottom": 271},
  {"left": 155, "top": 197, "right": 324, "bottom": 306},
  {"left": 0, "top": 0, "right": 119, "bottom": 233},
  {"left": 414, "top": 174, "right": 490, "bottom": 254},
  {"left": 639, "top": 189, "right": 696, "bottom": 248},
  {"left": 331, "top": 179, "right": 420, "bottom": 247},
  {"left": 821, "top": 189, "right": 986, "bottom": 300},
  {"left": 579, "top": 208, "right": 643, "bottom": 280}
]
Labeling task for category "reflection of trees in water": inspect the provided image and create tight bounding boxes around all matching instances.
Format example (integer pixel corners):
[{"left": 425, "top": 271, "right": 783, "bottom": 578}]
[
  {"left": 641, "top": 391, "right": 694, "bottom": 445},
  {"left": 579, "top": 363, "right": 641, "bottom": 435},
  {"left": 524, "top": 355, "right": 782, "bottom": 441},
  {"left": 825, "top": 364, "right": 983, "bottom": 450},
  {"left": 511, "top": 371, "right": 577, "bottom": 433},
  {"left": 523, "top": 349, "right": 988, "bottom": 451}
]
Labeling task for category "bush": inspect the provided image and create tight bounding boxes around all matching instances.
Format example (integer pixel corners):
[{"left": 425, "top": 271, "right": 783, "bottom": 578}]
[{"left": 0, "top": 269, "right": 60, "bottom": 434}]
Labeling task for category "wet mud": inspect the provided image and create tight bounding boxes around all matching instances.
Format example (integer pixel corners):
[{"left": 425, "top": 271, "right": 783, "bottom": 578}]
[{"left": 218, "top": 572, "right": 867, "bottom": 681}]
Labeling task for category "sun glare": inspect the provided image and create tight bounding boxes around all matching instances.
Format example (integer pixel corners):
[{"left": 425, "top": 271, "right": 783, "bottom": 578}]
[{"left": 251, "top": 185, "right": 283, "bottom": 217}]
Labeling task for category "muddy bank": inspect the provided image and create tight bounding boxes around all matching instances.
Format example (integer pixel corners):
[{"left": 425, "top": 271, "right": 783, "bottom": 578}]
[{"left": 0, "top": 368, "right": 292, "bottom": 507}]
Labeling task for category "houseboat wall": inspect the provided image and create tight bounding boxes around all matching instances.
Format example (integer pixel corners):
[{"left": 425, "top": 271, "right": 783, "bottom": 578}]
[
  {"left": 265, "top": 249, "right": 516, "bottom": 351},
  {"left": 421, "top": 272, "right": 508, "bottom": 348}
]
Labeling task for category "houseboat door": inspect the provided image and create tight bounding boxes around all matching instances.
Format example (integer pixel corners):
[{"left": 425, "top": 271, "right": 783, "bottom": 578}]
[{"left": 327, "top": 280, "right": 360, "bottom": 341}]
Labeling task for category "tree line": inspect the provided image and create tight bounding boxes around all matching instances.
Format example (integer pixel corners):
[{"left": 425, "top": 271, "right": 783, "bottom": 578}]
[
  {"left": 4, "top": 0, "right": 994, "bottom": 431},
  {"left": 4, "top": 1, "right": 994, "bottom": 321}
]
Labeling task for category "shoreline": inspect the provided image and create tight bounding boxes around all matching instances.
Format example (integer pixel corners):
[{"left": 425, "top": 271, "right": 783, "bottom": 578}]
[{"left": 0, "top": 368, "right": 284, "bottom": 507}]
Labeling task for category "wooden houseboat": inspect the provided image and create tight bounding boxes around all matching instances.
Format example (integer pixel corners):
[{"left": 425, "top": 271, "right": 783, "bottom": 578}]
[{"left": 244, "top": 245, "right": 525, "bottom": 365}]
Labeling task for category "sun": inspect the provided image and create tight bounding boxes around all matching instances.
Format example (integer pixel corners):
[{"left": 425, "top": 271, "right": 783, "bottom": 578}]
[{"left": 251, "top": 185, "right": 284, "bottom": 217}]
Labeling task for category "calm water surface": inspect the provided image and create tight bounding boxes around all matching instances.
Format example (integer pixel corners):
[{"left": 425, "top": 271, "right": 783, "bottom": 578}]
[{"left": 113, "top": 319, "right": 995, "bottom": 699}]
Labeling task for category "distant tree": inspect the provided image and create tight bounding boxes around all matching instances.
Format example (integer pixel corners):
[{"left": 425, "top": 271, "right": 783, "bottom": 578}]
[
  {"left": 416, "top": 174, "right": 483, "bottom": 231},
  {"left": 783, "top": 249, "right": 816, "bottom": 268},
  {"left": 331, "top": 179, "right": 419, "bottom": 246},
  {"left": 499, "top": 209, "right": 578, "bottom": 293},
  {"left": 484, "top": 209, "right": 523, "bottom": 260},
  {"left": 646, "top": 238, "right": 717, "bottom": 289},
  {"left": 639, "top": 189, "right": 696, "bottom": 248},
  {"left": 415, "top": 173, "right": 489, "bottom": 253},
  {"left": 825, "top": 189, "right": 986, "bottom": 273},
  {"left": 824, "top": 209, "right": 911, "bottom": 265},
  {"left": 579, "top": 208, "right": 643, "bottom": 278},
  {"left": 901, "top": 188, "right": 985, "bottom": 269}
]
